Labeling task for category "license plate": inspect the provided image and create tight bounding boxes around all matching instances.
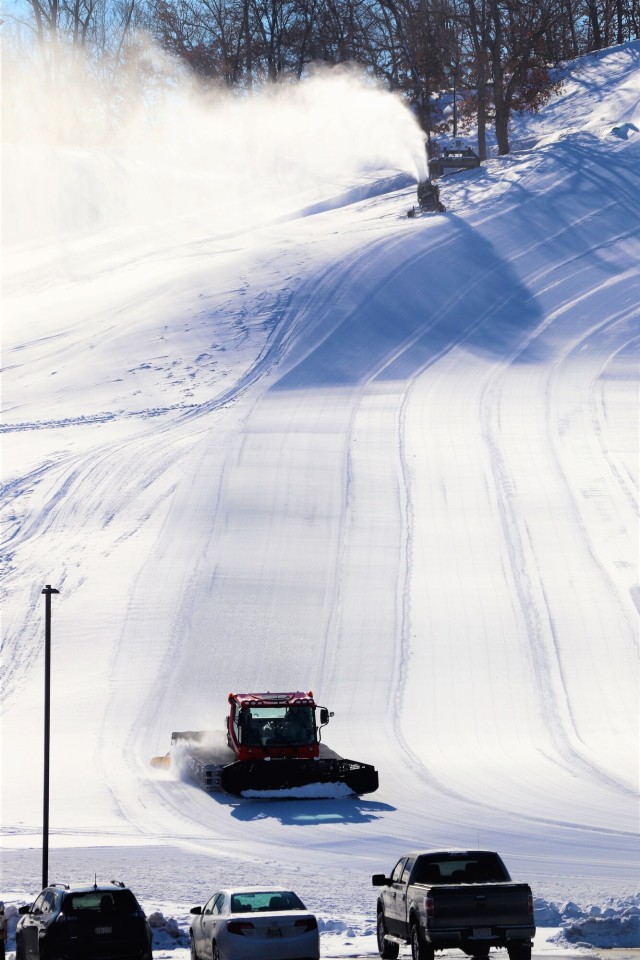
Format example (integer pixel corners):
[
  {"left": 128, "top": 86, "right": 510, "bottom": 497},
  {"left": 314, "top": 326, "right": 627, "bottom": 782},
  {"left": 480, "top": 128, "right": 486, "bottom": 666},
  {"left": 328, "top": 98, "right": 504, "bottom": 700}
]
[
  {"left": 95, "top": 926, "right": 112, "bottom": 935},
  {"left": 473, "top": 928, "right": 492, "bottom": 938},
  {"left": 267, "top": 928, "right": 282, "bottom": 937}
]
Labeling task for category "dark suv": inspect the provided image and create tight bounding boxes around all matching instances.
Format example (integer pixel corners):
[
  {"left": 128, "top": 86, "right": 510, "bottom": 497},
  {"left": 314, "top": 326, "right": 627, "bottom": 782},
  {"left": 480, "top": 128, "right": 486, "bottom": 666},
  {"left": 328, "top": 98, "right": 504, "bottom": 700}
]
[{"left": 16, "top": 881, "right": 152, "bottom": 960}]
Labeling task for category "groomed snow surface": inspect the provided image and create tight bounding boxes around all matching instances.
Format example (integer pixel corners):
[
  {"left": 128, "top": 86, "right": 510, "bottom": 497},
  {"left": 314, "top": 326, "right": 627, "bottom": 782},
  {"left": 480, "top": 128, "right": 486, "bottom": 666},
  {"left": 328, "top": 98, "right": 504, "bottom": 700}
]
[{"left": 1, "top": 41, "right": 639, "bottom": 959}]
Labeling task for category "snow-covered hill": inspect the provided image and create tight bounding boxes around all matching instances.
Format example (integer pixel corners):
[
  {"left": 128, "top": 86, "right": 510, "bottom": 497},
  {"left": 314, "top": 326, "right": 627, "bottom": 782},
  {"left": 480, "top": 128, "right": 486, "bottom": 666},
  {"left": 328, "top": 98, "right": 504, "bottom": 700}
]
[{"left": 2, "top": 42, "right": 639, "bottom": 956}]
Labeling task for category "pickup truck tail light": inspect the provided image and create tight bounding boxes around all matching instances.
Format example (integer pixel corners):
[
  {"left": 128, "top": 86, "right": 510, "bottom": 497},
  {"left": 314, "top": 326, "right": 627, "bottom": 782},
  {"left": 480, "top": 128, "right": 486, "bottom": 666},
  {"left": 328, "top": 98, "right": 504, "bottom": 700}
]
[
  {"left": 425, "top": 895, "right": 435, "bottom": 920},
  {"left": 226, "top": 920, "right": 255, "bottom": 935},
  {"left": 528, "top": 894, "right": 534, "bottom": 917}
]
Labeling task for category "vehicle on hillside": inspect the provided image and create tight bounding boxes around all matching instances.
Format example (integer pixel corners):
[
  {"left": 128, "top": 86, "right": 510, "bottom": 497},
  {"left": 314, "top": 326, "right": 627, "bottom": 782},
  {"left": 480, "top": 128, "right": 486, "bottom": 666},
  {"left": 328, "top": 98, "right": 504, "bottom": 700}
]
[
  {"left": 152, "top": 690, "right": 379, "bottom": 798},
  {"left": 15, "top": 880, "right": 152, "bottom": 960},
  {"left": 428, "top": 139, "right": 481, "bottom": 179},
  {"left": 373, "top": 849, "right": 535, "bottom": 960},
  {"left": 189, "top": 887, "right": 319, "bottom": 960},
  {"left": 407, "top": 180, "right": 446, "bottom": 216}
]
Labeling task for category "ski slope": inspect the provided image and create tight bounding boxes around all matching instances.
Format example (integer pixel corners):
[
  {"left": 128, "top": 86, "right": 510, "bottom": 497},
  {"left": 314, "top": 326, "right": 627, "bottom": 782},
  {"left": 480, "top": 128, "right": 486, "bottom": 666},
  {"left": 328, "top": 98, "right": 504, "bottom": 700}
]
[{"left": 1, "top": 41, "right": 639, "bottom": 951}]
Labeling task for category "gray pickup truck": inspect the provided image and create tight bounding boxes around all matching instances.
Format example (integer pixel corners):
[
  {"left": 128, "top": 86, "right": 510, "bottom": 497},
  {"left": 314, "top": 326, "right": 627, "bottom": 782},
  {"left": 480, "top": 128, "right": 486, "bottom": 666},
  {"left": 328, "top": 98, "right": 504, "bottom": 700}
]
[{"left": 373, "top": 849, "right": 535, "bottom": 960}]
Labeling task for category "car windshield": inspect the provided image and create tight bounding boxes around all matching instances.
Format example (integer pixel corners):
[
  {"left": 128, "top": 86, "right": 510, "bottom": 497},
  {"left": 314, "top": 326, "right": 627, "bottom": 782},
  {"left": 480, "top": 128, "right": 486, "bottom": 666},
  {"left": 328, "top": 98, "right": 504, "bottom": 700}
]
[
  {"left": 230, "top": 891, "right": 305, "bottom": 913},
  {"left": 239, "top": 706, "right": 316, "bottom": 747},
  {"left": 62, "top": 891, "right": 140, "bottom": 915}
]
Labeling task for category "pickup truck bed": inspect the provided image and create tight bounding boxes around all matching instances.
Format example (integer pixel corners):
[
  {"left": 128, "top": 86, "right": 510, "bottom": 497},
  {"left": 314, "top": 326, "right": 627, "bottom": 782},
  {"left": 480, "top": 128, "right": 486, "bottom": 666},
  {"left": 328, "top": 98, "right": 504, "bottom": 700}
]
[{"left": 373, "top": 850, "right": 535, "bottom": 960}]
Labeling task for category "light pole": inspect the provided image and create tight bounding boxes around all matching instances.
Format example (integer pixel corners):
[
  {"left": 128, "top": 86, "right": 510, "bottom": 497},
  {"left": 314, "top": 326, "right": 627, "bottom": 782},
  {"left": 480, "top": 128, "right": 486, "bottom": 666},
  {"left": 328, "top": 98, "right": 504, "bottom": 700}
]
[{"left": 42, "top": 584, "right": 59, "bottom": 889}]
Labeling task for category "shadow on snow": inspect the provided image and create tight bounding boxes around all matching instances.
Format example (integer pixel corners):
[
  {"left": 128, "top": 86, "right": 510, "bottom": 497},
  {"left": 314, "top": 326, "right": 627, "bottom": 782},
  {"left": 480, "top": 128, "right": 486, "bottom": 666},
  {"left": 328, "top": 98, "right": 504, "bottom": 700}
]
[
  {"left": 226, "top": 795, "right": 395, "bottom": 826},
  {"left": 269, "top": 213, "right": 546, "bottom": 392},
  {"left": 269, "top": 127, "right": 639, "bottom": 392}
]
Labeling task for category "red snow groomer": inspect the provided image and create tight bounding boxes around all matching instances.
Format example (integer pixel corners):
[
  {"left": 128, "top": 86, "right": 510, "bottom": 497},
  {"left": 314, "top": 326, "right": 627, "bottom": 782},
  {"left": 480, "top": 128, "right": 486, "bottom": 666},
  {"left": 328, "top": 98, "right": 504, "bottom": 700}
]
[{"left": 163, "top": 691, "right": 379, "bottom": 798}]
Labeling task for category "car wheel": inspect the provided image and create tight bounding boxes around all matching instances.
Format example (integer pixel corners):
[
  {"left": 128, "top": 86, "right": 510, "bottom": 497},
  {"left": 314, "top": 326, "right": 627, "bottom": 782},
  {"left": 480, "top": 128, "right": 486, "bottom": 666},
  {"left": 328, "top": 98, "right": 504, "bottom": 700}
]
[
  {"left": 190, "top": 934, "right": 199, "bottom": 960},
  {"left": 411, "top": 923, "right": 434, "bottom": 960},
  {"left": 211, "top": 940, "right": 220, "bottom": 960},
  {"left": 376, "top": 912, "right": 399, "bottom": 959},
  {"left": 507, "top": 945, "right": 532, "bottom": 960},
  {"left": 15, "top": 934, "right": 25, "bottom": 960}
]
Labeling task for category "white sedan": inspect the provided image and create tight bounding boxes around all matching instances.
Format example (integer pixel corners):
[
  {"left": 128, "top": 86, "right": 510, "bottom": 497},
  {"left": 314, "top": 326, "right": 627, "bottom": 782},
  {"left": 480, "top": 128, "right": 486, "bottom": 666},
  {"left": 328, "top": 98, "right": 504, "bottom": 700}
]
[{"left": 189, "top": 887, "right": 320, "bottom": 960}]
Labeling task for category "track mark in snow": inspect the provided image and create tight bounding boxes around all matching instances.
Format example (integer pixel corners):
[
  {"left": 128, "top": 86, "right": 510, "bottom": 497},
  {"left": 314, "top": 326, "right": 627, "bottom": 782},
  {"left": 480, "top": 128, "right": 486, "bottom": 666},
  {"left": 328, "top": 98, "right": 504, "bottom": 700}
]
[{"left": 478, "top": 287, "right": 638, "bottom": 802}]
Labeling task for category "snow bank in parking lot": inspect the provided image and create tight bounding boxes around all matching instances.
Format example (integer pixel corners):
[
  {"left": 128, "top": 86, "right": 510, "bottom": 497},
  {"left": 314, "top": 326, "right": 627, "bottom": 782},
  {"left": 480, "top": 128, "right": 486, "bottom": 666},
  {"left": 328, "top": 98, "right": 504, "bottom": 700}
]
[
  {"left": 550, "top": 916, "right": 640, "bottom": 949},
  {"left": 549, "top": 914, "right": 640, "bottom": 949},
  {"left": 535, "top": 896, "right": 640, "bottom": 926},
  {"left": 535, "top": 895, "right": 640, "bottom": 948}
]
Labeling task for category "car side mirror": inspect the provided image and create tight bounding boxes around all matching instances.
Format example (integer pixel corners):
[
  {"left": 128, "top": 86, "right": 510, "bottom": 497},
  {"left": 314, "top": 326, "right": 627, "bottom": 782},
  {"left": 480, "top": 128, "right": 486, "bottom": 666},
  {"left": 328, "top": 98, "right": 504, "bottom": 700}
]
[
  {"left": 19, "top": 905, "right": 33, "bottom": 915},
  {"left": 372, "top": 874, "right": 391, "bottom": 886},
  {"left": 190, "top": 906, "right": 202, "bottom": 915}
]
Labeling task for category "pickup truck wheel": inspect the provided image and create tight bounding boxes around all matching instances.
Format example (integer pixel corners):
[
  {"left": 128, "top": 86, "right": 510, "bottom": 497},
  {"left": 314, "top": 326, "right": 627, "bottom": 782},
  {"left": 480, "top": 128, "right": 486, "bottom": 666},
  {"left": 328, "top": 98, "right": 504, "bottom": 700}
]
[
  {"left": 411, "top": 923, "right": 434, "bottom": 960},
  {"left": 507, "top": 945, "right": 532, "bottom": 960},
  {"left": 376, "top": 912, "right": 399, "bottom": 959}
]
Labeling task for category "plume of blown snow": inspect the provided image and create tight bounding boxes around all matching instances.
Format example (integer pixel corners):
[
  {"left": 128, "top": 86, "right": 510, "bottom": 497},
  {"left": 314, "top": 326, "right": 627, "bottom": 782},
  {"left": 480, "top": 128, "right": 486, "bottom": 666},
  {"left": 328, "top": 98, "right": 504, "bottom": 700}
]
[{"left": 2, "top": 41, "right": 427, "bottom": 249}]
